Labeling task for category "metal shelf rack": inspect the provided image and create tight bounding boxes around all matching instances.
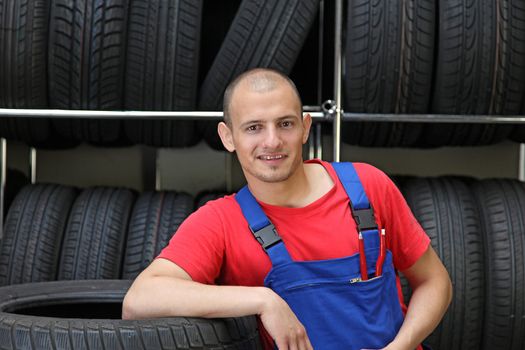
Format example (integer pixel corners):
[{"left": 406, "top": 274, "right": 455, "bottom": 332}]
[{"left": 1, "top": 0, "right": 524, "bottom": 234}]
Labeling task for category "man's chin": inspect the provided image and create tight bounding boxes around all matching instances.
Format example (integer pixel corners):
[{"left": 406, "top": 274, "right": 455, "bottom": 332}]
[{"left": 253, "top": 171, "right": 292, "bottom": 183}]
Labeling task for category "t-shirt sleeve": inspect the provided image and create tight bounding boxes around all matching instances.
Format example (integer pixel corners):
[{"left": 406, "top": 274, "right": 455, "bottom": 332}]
[
  {"left": 156, "top": 202, "right": 225, "bottom": 284},
  {"left": 358, "top": 164, "right": 430, "bottom": 271}
]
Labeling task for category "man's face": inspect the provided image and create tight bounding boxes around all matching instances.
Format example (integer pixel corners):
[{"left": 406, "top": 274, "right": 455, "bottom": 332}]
[{"left": 219, "top": 80, "right": 311, "bottom": 185}]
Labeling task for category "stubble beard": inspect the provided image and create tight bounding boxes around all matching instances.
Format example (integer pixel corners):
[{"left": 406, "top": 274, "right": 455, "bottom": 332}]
[
  {"left": 252, "top": 167, "right": 292, "bottom": 183},
  {"left": 249, "top": 156, "right": 302, "bottom": 183}
]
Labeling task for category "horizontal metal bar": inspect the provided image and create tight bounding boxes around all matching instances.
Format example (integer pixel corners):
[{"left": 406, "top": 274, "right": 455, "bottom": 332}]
[
  {"left": 3, "top": 108, "right": 525, "bottom": 124},
  {"left": 0, "top": 108, "right": 326, "bottom": 120},
  {"left": 342, "top": 113, "right": 525, "bottom": 124}
]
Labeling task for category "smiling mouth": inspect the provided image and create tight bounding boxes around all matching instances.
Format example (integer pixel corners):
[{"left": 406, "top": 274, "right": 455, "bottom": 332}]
[{"left": 258, "top": 155, "right": 286, "bottom": 161}]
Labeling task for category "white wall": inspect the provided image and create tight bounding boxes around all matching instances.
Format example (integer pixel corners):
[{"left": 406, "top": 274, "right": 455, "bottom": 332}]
[{"left": 5, "top": 134, "right": 520, "bottom": 196}]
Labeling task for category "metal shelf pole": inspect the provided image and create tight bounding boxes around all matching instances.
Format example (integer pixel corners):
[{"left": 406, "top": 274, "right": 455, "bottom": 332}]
[
  {"left": 341, "top": 113, "right": 525, "bottom": 123},
  {"left": 316, "top": 0, "right": 325, "bottom": 160},
  {"left": 518, "top": 143, "right": 525, "bottom": 182},
  {"left": 333, "top": 0, "right": 343, "bottom": 162},
  {"left": 29, "top": 147, "right": 37, "bottom": 184}
]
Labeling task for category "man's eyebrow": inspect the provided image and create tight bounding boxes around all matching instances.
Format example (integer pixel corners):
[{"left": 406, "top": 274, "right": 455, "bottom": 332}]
[
  {"left": 238, "top": 115, "right": 299, "bottom": 128},
  {"left": 239, "top": 119, "right": 264, "bottom": 128},
  {"left": 276, "top": 115, "right": 298, "bottom": 121}
]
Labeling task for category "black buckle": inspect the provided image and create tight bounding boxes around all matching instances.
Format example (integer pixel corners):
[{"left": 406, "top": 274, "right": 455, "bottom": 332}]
[
  {"left": 251, "top": 224, "right": 281, "bottom": 250},
  {"left": 352, "top": 207, "right": 378, "bottom": 231}
]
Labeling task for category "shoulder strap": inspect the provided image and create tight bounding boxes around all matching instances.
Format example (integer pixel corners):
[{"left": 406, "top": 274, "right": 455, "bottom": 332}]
[
  {"left": 332, "top": 162, "right": 378, "bottom": 232},
  {"left": 235, "top": 186, "right": 282, "bottom": 251}
]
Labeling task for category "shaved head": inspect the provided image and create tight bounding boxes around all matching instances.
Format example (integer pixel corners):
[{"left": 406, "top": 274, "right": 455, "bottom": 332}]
[{"left": 223, "top": 68, "right": 302, "bottom": 126}]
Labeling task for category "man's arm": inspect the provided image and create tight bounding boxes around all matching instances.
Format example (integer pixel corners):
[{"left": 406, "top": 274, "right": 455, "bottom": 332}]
[
  {"left": 122, "top": 258, "right": 313, "bottom": 350},
  {"left": 387, "top": 245, "right": 452, "bottom": 350}
]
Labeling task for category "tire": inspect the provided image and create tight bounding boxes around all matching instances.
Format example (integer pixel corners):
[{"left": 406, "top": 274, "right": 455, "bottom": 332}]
[
  {"left": 3, "top": 168, "right": 30, "bottom": 217},
  {"left": 0, "top": 280, "right": 262, "bottom": 349},
  {"left": 472, "top": 180, "right": 525, "bottom": 350},
  {"left": 195, "top": 191, "right": 227, "bottom": 209},
  {"left": 122, "top": 191, "right": 194, "bottom": 279},
  {"left": 510, "top": 0, "right": 525, "bottom": 146},
  {"left": 401, "top": 177, "right": 484, "bottom": 350},
  {"left": 423, "top": 0, "right": 520, "bottom": 146},
  {"left": 0, "top": 0, "right": 51, "bottom": 145},
  {"left": 342, "top": 0, "right": 433, "bottom": 147},
  {"left": 48, "top": 0, "right": 129, "bottom": 146},
  {"left": 123, "top": 0, "right": 202, "bottom": 148},
  {"left": 58, "top": 187, "right": 135, "bottom": 280},
  {"left": 197, "top": 0, "right": 320, "bottom": 150},
  {"left": 0, "top": 184, "right": 77, "bottom": 286}
]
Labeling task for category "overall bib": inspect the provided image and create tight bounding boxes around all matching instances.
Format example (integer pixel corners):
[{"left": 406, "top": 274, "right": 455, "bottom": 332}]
[{"left": 235, "top": 162, "right": 404, "bottom": 349}]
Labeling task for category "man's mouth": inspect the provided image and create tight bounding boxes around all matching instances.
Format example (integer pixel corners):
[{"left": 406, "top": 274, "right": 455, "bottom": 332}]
[{"left": 258, "top": 154, "right": 286, "bottom": 161}]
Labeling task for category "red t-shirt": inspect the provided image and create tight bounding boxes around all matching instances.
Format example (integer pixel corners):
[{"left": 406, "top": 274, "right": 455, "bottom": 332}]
[{"left": 158, "top": 159, "right": 430, "bottom": 349}]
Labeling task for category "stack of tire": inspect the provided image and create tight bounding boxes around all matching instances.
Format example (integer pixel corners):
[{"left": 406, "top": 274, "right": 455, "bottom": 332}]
[
  {"left": 0, "top": 185, "right": 261, "bottom": 348},
  {"left": 0, "top": 0, "right": 321, "bottom": 150},
  {"left": 398, "top": 177, "right": 525, "bottom": 350},
  {"left": 343, "top": 0, "right": 525, "bottom": 147},
  {"left": 0, "top": 0, "right": 203, "bottom": 148}
]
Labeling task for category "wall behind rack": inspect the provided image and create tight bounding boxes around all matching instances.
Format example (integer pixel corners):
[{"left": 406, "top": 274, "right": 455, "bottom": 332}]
[{"left": 6, "top": 137, "right": 519, "bottom": 196}]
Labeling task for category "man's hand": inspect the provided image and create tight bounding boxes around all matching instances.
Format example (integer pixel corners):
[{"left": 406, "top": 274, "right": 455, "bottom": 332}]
[{"left": 259, "top": 288, "right": 313, "bottom": 350}]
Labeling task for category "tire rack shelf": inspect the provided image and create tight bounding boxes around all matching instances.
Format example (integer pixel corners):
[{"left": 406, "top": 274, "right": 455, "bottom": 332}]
[{"left": 2, "top": 0, "right": 525, "bottom": 235}]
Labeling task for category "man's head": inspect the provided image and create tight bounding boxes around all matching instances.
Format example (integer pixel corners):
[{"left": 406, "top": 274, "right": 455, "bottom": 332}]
[
  {"left": 218, "top": 68, "right": 312, "bottom": 185},
  {"left": 222, "top": 68, "right": 303, "bottom": 127}
]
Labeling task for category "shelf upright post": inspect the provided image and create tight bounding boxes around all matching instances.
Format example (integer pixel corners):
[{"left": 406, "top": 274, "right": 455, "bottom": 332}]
[
  {"left": 155, "top": 148, "right": 161, "bottom": 192},
  {"left": 518, "top": 143, "right": 525, "bottom": 182},
  {"left": 316, "top": 0, "right": 325, "bottom": 160},
  {"left": 333, "top": 0, "right": 343, "bottom": 162},
  {"left": 29, "top": 147, "right": 37, "bottom": 184}
]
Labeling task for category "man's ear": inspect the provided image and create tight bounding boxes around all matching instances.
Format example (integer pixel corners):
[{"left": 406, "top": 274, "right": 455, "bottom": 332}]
[
  {"left": 302, "top": 113, "right": 313, "bottom": 144},
  {"left": 218, "top": 122, "right": 235, "bottom": 152}
]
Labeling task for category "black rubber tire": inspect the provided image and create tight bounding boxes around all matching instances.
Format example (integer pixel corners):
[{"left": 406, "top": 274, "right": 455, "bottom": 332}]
[
  {"left": 197, "top": 0, "right": 320, "bottom": 150},
  {"left": 58, "top": 187, "right": 135, "bottom": 280},
  {"left": 510, "top": 0, "right": 525, "bottom": 146},
  {"left": 122, "top": 191, "right": 194, "bottom": 279},
  {"left": 423, "top": 0, "right": 520, "bottom": 147},
  {"left": 3, "top": 168, "right": 29, "bottom": 217},
  {"left": 0, "top": 279, "right": 262, "bottom": 349},
  {"left": 342, "top": 0, "right": 433, "bottom": 147},
  {"left": 0, "top": 184, "right": 77, "bottom": 286},
  {"left": 48, "top": 0, "right": 129, "bottom": 146},
  {"left": 401, "top": 177, "right": 484, "bottom": 350},
  {"left": 0, "top": 119, "right": 49, "bottom": 148},
  {"left": 123, "top": 0, "right": 202, "bottom": 148},
  {"left": 0, "top": 0, "right": 52, "bottom": 146},
  {"left": 472, "top": 180, "right": 525, "bottom": 350},
  {"left": 195, "top": 191, "right": 227, "bottom": 209},
  {"left": 509, "top": 126, "right": 525, "bottom": 143}
]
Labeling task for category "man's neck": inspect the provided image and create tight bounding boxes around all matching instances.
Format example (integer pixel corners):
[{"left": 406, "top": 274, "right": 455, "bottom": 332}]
[{"left": 246, "top": 162, "right": 333, "bottom": 208}]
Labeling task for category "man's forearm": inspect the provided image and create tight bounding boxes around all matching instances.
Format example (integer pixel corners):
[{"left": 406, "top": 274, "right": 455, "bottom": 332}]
[
  {"left": 385, "top": 245, "right": 452, "bottom": 350},
  {"left": 123, "top": 275, "right": 270, "bottom": 320},
  {"left": 390, "top": 275, "right": 452, "bottom": 349}
]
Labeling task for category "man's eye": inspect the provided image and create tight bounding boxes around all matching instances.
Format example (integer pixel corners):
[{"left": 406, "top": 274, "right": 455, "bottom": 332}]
[
  {"left": 247, "top": 125, "right": 259, "bottom": 132},
  {"left": 281, "top": 121, "right": 292, "bottom": 128}
]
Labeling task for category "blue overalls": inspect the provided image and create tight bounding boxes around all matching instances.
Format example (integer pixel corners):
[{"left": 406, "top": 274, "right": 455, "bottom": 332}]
[{"left": 235, "top": 162, "right": 404, "bottom": 349}]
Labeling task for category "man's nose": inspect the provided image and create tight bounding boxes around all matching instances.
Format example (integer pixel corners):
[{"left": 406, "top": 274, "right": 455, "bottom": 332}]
[{"left": 262, "top": 127, "right": 283, "bottom": 148}]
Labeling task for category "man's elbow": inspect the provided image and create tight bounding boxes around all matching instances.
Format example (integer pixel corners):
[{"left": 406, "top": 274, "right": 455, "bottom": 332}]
[
  {"left": 121, "top": 290, "right": 143, "bottom": 320},
  {"left": 444, "top": 272, "right": 453, "bottom": 308}
]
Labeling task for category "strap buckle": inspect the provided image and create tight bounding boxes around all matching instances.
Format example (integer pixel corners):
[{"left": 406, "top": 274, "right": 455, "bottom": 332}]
[
  {"left": 251, "top": 224, "right": 281, "bottom": 250},
  {"left": 352, "top": 207, "right": 378, "bottom": 232}
]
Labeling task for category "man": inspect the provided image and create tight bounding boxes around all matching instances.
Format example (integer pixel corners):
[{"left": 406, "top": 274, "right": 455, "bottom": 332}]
[{"left": 123, "top": 68, "right": 452, "bottom": 350}]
